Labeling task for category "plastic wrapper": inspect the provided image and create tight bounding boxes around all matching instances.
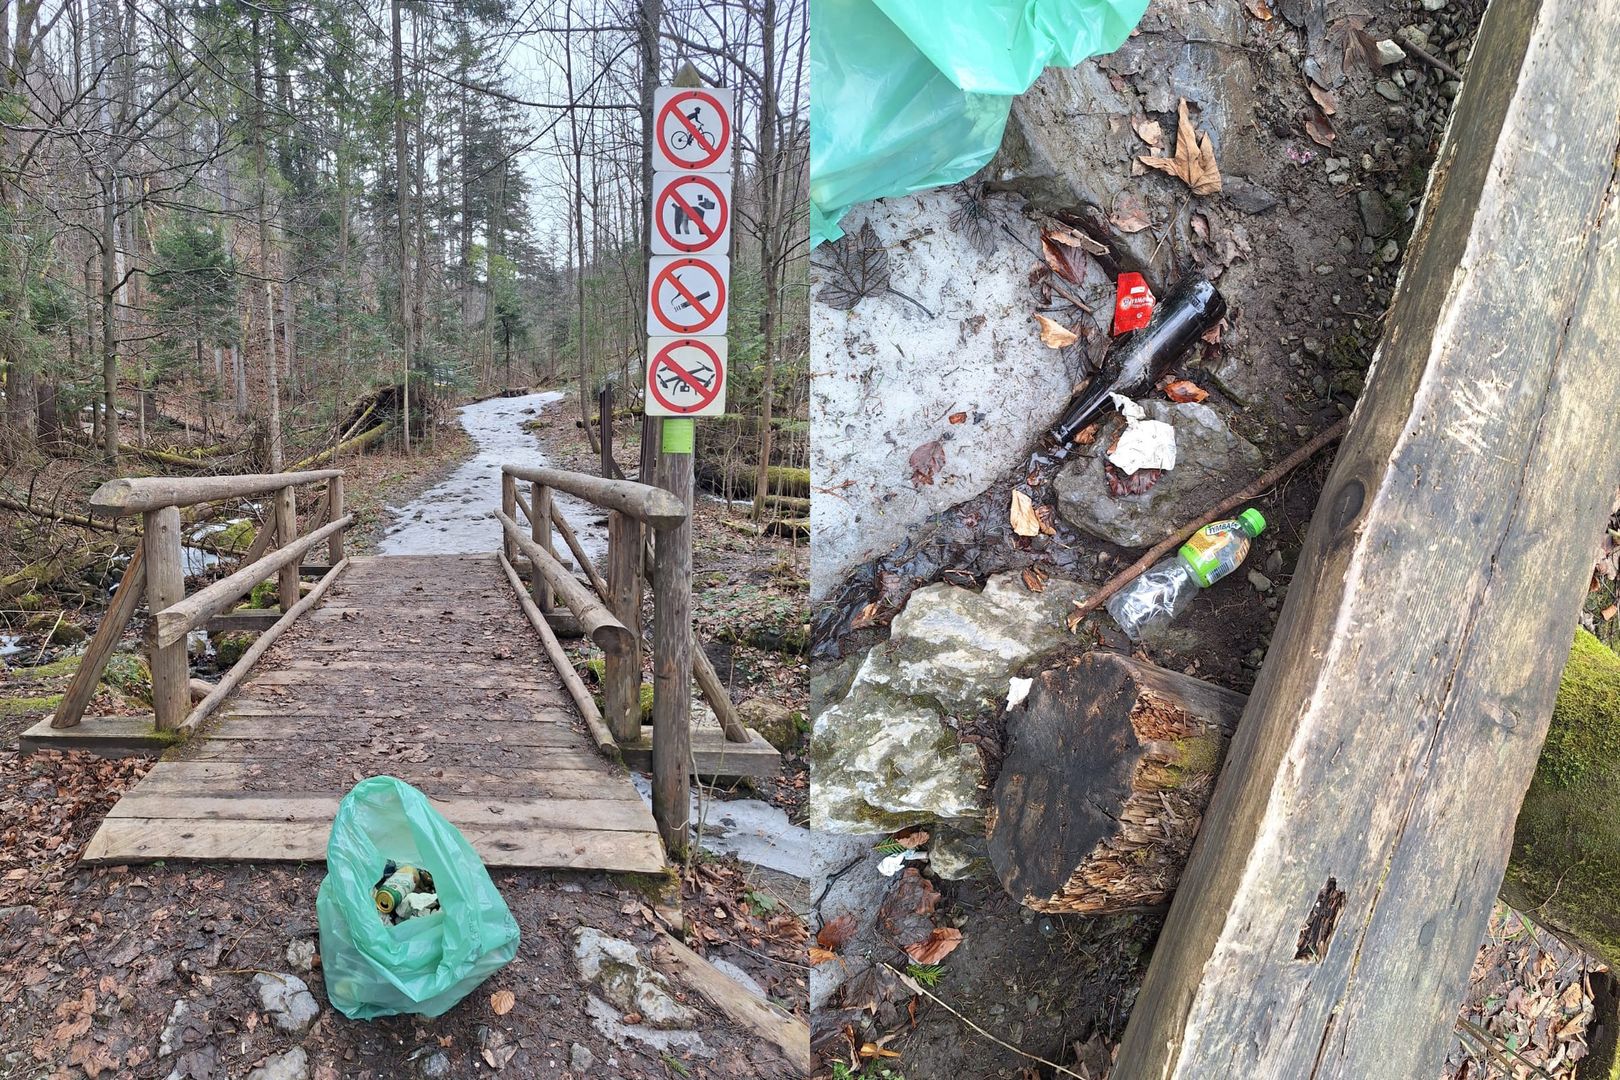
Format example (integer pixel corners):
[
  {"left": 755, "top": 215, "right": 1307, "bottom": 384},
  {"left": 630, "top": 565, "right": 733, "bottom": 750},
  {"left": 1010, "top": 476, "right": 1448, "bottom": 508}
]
[
  {"left": 1105, "top": 557, "right": 1199, "bottom": 641},
  {"left": 317, "top": 776, "right": 520, "bottom": 1019},
  {"left": 809, "top": 0, "right": 1149, "bottom": 247}
]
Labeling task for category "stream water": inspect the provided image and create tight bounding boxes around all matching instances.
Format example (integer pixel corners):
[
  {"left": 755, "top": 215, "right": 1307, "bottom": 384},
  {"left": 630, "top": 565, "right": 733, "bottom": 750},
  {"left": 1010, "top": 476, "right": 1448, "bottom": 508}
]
[{"left": 376, "top": 391, "right": 607, "bottom": 563}]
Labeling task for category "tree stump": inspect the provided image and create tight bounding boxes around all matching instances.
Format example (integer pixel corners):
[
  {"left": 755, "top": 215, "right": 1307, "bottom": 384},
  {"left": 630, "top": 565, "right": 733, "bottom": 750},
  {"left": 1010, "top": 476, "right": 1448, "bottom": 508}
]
[{"left": 987, "top": 651, "right": 1246, "bottom": 913}]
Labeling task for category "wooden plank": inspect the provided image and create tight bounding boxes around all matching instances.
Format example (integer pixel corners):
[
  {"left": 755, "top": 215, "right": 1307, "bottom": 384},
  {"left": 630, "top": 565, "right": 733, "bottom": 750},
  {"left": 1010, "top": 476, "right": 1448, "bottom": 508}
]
[
  {"left": 621, "top": 725, "right": 778, "bottom": 779},
  {"left": 108, "top": 793, "right": 657, "bottom": 832},
  {"left": 501, "top": 464, "right": 685, "bottom": 527},
  {"left": 205, "top": 610, "right": 282, "bottom": 634},
  {"left": 196, "top": 717, "right": 586, "bottom": 747},
  {"left": 89, "top": 469, "right": 342, "bottom": 516},
  {"left": 151, "top": 515, "right": 352, "bottom": 646},
  {"left": 52, "top": 541, "right": 146, "bottom": 729},
  {"left": 181, "top": 560, "right": 349, "bottom": 733},
  {"left": 134, "top": 761, "right": 634, "bottom": 796},
  {"left": 83, "top": 818, "right": 666, "bottom": 873},
  {"left": 144, "top": 507, "right": 190, "bottom": 731},
  {"left": 655, "top": 932, "right": 812, "bottom": 1076},
  {"left": 243, "top": 670, "right": 560, "bottom": 691},
  {"left": 173, "top": 740, "right": 610, "bottom": 769},
  {"left": 21, "top": 714, "right": 168, "bottom": 756},
  {"left": 1113, "top": 2, "right": 1620, "bottom": 1076}
]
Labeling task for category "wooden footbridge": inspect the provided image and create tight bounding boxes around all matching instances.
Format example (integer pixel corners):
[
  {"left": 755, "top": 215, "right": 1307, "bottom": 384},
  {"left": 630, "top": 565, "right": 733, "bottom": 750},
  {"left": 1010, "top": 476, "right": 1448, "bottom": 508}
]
[{"left": 26, "top": 462, "right": 778, "bottom": 873}]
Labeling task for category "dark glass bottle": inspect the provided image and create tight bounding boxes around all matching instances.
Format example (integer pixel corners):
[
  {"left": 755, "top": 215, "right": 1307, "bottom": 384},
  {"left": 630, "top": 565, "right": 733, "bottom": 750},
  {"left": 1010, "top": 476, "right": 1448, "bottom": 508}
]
[{"left": 1048, "top": 276, "right": 1227, "bottom": 446}]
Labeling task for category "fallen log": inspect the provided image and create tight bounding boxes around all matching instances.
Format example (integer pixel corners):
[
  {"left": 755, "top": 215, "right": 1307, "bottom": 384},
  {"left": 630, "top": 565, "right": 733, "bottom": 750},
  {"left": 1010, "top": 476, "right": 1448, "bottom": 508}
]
[
  {"left": 0, "top": 493, "right": 119, "bottom": 533},
  {"left": 990, "top": 640, "right": 1620, "bottom": 966},
  {"left": 695, "top": 463, "right": 808, "bottom": 499},
  {"left": 720, "top": 516, "right": 808, "bottom": 541},
  {"left": 288, "top": 422, "right": 389, "bottom": 471}
]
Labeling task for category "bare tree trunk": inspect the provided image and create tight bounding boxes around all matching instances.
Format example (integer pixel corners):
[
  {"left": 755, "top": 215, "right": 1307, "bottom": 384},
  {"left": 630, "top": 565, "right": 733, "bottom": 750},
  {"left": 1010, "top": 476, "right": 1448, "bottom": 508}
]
[
  {"left": 391, "top": 0, "right": 412, "bottom": 455},
  {"left": 252, "top": 13, "right": 283, "bottom": 471},
  {"left": 751, "top": 0, "right": 780, "bottom": 521},
  {"left": 100, "top": 169, "right": 119, "bottom": 464}
]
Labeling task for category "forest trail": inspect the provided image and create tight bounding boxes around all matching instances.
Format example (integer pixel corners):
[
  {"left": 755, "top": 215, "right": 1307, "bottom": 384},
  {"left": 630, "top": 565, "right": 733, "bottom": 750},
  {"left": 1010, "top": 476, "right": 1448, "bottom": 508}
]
[
  {"left": 377, "top": 390, "right": 607, "bottom": 563},
  {"left": 80, "top": 552, "right": 665, "bottom": 873}
]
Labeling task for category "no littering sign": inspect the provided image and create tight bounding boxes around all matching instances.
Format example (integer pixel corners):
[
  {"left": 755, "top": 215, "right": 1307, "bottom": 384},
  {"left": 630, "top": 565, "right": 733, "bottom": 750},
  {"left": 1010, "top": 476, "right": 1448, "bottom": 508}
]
[
  {"left": 647, "top": 255, "right": 729, "bottom": 336},
  {"left": 645, "top": 337, "right": 727, "bottom": 418}
]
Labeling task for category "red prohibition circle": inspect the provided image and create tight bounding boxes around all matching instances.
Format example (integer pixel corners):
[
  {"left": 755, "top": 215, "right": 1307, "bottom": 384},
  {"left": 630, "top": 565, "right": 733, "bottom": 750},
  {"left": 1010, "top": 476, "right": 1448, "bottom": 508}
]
[
  {"left": 655, "top": 89, "right": 731, "bottom": 170},
  {"left": 655, "top": 175, "right": 729, "bottom": 254},
  {"left": 651, "top": 258, "right": 727, "bottom": 335},
  {"left": 649, "top": 339, "right": 724, "bottom": 414}
]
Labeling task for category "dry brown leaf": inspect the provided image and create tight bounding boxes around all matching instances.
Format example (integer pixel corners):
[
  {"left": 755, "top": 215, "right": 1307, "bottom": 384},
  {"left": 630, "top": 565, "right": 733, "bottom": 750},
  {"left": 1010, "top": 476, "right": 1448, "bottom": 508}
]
[
  {"left": 947, "top": 411, "right": 967, "bottom": 424},
  {"left": 490, "top": 989, "right": 515, "bottom": 1016},
  {"left": 1131, "top": 116, "right": 1163, "bottom": 147},
  {"left": 894, "top": 829, "right": 931, "bottom": 849},
  {"left": 1021, "top": 566, "right": 1048, "bottom": 593},
  {"left": 1010, "top": 490, "right": 1041, "bottom": 537},
  {"left": 1110, "top": 195, "right": 1152, "bottom": 234},
  {"left": 1138, "top": 99, "right": 1222, "bottom": 195},
  {"left": 1304, "top": 111, "right": 1337, "bottom": 148},
  {"left": 860, "top": 1044, "right": 903, "bottom": 1060},
  {"left": 1201, "top": 318, "right": 1226, "bottom": 344},
  {"left": 1190, "top": 213, "right": 1210, "bottom": 242},
  {"left": 848, "top": 601, "right": 886, "bottom": 631},
  {"left": 1072, "top": 421, "right": 1101, "bottom": 446},
  {"left": 1162, "top": 378, "right": 1209, "bottom": 403},
  {"left": 1047, "top": 225, "right": 1108, "bottom": 256},
  {"left": 1034, "top": 313, "right": 1078, "bottom": 349},
  {"left": 903, "top": 927, "right": 964, "bottom": 965},
  {"left": 1604, "top": 604, "right": 1618, "bottom": 621},
  {"left": 808, "top": 946, "right": 839, "bottom": 965},
  {"left": 908, "top": 439, "right": 945, "bottom": 486},
  {"left": 1041, "top": 226, "right": 1104, "bottom": 283},
  {"left": 818, "top": 913, "right": 858, "bottom": 951},
  {"left": 1309, "top": 83, "right": 1338, "bottom": 116},
  {"left": 1245, "top": 0, "right": 1272, "bottom": 19}
]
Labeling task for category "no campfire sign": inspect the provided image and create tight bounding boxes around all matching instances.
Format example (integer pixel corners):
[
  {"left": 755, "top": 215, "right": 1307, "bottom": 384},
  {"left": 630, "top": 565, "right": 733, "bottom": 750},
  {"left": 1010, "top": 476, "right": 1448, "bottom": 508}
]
[
  {"left": 650, "top": 171, "right": 731, "bottom": 256},
  {"left": 647, "top": 255, "right": 729, "bottom": 337},
  {"left": 645, "top": 337, "right": 727, "bottom": 417},
  {"left": 652, "top": 87, "right": 734, "bottom": 173}
]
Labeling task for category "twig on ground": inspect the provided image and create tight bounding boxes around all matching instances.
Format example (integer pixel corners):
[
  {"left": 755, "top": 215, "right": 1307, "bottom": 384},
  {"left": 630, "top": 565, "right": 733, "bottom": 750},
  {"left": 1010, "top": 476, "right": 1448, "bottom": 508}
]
[
  {"left": 1068, "top": 417, "right": 1349, "bottom": 625},
  {"left": 1397, "top": 37, "right": 1464, "bottom": 80},
  {"left": 888, "top": 964, "right": 1089, "bottom": 1078}
]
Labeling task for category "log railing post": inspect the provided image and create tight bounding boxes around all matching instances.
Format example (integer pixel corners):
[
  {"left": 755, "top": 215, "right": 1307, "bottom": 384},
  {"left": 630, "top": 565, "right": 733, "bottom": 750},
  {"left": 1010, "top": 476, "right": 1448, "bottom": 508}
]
[
  {"left": 650, "top": 448, "right": 693, "bottom": 857},
  {"left": 605, "top": 510, "right": 642, "bottom": 743},
  {"left": 144, "top": 506, "right": 190, "bottom": 731},
  {"left": 500, "top": 472, "right": 517, "bottom": 564},
  {"left": 327, "top": 474, "right": 345, "bottom": 564},
  {"left": 531, "top": 481, "right": 553, "bottom": 613},
  {"left": 599, "top": 384, "right": 613, "bottom": 478},
  {"left": 274, "top": 484, "right": 297, "bottom": 612}
]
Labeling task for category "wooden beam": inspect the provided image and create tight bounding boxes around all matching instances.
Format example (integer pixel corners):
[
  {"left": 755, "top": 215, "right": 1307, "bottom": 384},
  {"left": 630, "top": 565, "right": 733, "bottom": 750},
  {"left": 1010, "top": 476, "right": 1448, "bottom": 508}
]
[
  {"left": 1113, "top": 2, "right": 1620, "bottom": 1075},
  {"left": 655, "top": 931, "right": 812, "bottom": 1076},
  {"left": 273, "top": 485, "right": 298, "bottom": 612},
  {"left": 619, "top": 725, "right": 779, "bottom": 778},
  {"left": 179, "top": 560, "right": 350, "bottom": 734},
  {"left": 605, "top": 511, "right": 643, "bottom": 744},
  {"left": 550, "top": 503, "right": 610, "bottom": 600},
  {"left": 143, "top": 507, "right": 190, "bottom": 731},
  {"left": 89, "top": 469, "right": 343, "bottom": 516},
  {"left": 494, "top": 509, "right": 630, "bottom": 656},
  {"left": 651, "top": 448, "right": 693, "bottom": 856},
  {"left": 501, "top": 463, "right": 685, "bottom": 528},
  {"left": 52, "top": 542, "right": 146, "bottom": 729},
  {"left": 150, "top": 515, "right": 353, "bottom": 648},
  {"left": 326, "top": 474, "right": 345, "bottom": 564},
  {"left": 497, "top": 551, "right": 619, "bottom": 757},
  {"left": 531, "top": 481, "right": 554, "bottom": 612}
]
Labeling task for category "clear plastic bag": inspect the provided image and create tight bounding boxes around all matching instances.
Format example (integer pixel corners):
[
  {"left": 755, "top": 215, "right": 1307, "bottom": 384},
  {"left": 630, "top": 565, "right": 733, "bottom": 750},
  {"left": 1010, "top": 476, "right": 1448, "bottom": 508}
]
[
  {"left": 1105, "top": 557, "right": 1200, "bottom": 641},
  {"left": 317, "top": 777, "right": 520, "bottom": 1019},
  {"left": 809, "top": 0, "right": 1149, "bottom": 247}
]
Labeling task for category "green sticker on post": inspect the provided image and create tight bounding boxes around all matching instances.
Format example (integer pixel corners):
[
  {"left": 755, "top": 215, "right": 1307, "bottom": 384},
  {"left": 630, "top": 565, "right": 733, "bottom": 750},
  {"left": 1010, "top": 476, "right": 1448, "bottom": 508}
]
[{"left": 662, "top": 418, "right": 695, "bottom": 454}]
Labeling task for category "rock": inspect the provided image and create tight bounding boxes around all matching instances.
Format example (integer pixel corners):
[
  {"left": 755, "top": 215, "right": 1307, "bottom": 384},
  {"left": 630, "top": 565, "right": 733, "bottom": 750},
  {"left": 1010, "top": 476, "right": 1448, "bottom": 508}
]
[
  {"left": 416, "top": 1050, "right": 452, "bottom": 1079},
  {"left": 1397, "top": 25, "right": 1431, "bottom": 52},
  {"left": 585, "top": 995, "right": 711, "bottom": 1056},
  {"left": 285, "top": 938, "right": 316, "bottom": 973},
  {"left": 811, "top": 572, "right": 1091, "bottom": 832},
  {"left": 1223, "top": 176, "right": 1279, "bottom": 215},
  {"left": 1054, "top": 402, "right": 1263, "bottom": 548},
  {"left": 1375, "top": 38, "right": 1407, "bottom": 66},
  {"left": 1380, "top": 239, "right": 1402, "bottom": 264},
  {"left": 735, "top": 698, "right": 801, "bottom": 751},
  {"left": 158, "top": 999, "right": 201, "bottom": 1057},
  {"left": 252, "top": 972, "right": 319, "bottom": 1034},
  {"left": 1357, "top": 189, "right": 1396, "bottom": 238},
  {"left": 1375, "top": 79, "right": 1405, "bottom": 102},
  {"left": 1248, "top": 570, "right": 1273, "bottom": 593},
  {"left": 928, "top": 832, "right": 987, "bottom": 880},
  {"left": 50, "top": 621, "right": 87, "bottom": 646},
  {"left": 708, "top": 958, "right": 768, "bottom": 1000},
  {"left": 572, "top": 928, "right": 700, "bottom": 1029},
  {"left": 245, "top": 1048, "right": 309, "bottom": 1080}
]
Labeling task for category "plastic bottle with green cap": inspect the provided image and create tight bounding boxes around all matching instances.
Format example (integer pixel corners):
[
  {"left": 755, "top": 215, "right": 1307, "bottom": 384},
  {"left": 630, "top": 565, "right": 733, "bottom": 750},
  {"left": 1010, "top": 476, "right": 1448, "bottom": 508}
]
[{"left": 1105, "top": 508, "right": 1268, "bottom": 641}]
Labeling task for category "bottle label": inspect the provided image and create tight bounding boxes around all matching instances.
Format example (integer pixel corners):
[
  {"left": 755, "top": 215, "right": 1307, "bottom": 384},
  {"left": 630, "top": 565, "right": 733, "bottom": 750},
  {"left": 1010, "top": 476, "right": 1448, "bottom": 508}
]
[{"left": 1180, "top": 521, "right": 1251, "bottom": 587}]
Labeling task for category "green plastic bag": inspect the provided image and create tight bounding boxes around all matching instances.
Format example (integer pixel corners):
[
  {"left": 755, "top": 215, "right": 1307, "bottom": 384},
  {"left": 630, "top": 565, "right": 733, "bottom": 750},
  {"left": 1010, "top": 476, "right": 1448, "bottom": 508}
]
[
  {"left": 317, "top": 777, "right": 520, "bottom": 1019},
  {"left": 809, "top": 0, "right": 1149, "bottom": 248}
]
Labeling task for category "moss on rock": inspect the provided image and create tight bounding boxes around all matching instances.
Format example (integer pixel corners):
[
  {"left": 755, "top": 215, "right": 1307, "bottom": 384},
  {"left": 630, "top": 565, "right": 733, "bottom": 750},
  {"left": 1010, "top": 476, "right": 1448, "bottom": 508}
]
[
  {"left": 102, "top": 652, "right": 152, "bottom": 703},
  {"left": 1502, "top": 629, "right": 1620, "bottom": 967},
  {"left": 214, "top": 632, "right": 258, "bottom": 669}
]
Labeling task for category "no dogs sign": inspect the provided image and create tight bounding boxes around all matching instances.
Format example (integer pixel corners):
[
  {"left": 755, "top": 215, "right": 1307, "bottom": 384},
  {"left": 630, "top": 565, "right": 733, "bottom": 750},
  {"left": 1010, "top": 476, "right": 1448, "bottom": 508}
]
[
  {"left": 645, "top": 337, "right": 727, "bottom": 417},
  {"left": 652, "top": 87, "right": 734, "bottom": 172},
  {"left": 647, "top": 255, "right": 729, "bottom": 336},
  {"left": 651, "top": 171, "right": 731, "bottom": 256}
]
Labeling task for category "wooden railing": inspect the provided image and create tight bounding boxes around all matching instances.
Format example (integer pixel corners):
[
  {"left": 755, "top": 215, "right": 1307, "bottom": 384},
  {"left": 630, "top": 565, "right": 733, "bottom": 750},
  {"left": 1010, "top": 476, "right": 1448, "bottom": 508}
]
[
  {"left": 494, "top": 463, "right": 750, "bottom": 853},
  {"left": 52, "top": 469, "right": 353, "bottom": 734}
]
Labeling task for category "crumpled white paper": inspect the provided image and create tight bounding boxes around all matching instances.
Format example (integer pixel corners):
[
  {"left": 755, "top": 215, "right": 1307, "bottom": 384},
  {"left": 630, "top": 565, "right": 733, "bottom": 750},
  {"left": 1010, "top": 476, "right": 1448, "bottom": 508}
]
[
  {"left": 1007, "top": 677, "right": 1033, "bottom": 710},
  {"left": 1106, "top": 393, "right": 1177, "bottom": 475}
]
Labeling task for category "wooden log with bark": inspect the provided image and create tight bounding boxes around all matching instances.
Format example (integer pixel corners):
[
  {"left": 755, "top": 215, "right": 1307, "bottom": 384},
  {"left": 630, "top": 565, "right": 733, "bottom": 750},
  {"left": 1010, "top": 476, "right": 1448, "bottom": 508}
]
[{"left": 990, "top": 639, "right": 1620, "bottom": 967}]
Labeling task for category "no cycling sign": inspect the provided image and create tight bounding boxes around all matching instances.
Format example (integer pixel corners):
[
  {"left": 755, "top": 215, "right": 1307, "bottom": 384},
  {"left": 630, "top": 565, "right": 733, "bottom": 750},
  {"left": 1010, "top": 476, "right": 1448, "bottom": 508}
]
[
  {"left": 645, "top": 337, "right": 727, "bottom": 418},
  {"left": 652, "top": 87, "right": 734, "bottom": 172},
  {"left": 647, "top": 255, "right": 729, "bottom": 336}
]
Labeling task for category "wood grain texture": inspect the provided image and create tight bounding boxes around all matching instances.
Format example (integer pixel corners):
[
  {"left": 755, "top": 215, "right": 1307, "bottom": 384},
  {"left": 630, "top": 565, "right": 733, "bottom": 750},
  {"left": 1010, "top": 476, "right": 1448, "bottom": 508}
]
[
  {"left": 496, "top": 508, "right": 630, "bottom": 655},
  {"left": 52, "top": 541, "right": 146, "bottom": 728},
  {"left": 655, "top": 932, "right": 812, "bottom": 1075},
  {"left": 1114, "top": 1, "right": 1620, "bottom": 1076},
  {"left": 89, "top": 469, "right": 342, "bottom": 515},
  {"left": 144, "top": 507, "right": 190, "bottom": 730},
  {"left": 501, "top": 463, "right": 685, "bottom": 527},
  {"left": 651, "top": 452, "right": 694, "bottom": 855}
]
